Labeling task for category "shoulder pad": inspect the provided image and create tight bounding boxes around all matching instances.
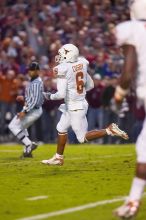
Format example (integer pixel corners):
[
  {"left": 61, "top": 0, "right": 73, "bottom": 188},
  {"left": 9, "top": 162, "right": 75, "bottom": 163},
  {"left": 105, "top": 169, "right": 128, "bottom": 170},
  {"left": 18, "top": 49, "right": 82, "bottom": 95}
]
[
  {"left": 53, "top": 63, "right": 67, "bottom": 78},
  {"left": 78, "top": 56, "right": 89, "bottom": 65}
]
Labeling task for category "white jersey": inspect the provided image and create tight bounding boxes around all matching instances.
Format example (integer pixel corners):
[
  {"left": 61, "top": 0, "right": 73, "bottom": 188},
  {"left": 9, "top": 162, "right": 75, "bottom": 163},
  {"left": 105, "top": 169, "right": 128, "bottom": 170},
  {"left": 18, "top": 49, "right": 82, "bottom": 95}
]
[
  {"left": 115, "top": 20, "right": 146, "bottom": 98},
  {"left": 50, "top": 57, "right": 94, "bottom": 111}
]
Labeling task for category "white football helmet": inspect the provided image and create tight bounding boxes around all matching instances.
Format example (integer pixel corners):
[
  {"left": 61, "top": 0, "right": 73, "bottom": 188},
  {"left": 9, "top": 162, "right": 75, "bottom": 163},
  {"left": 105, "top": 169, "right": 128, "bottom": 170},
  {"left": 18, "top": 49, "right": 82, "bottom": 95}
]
[
  {"left": 55, "top": 44, "right": 79, "bottom": 63},
  {"left": 129, "top": 0, "right": 146, "bottom": 20}
]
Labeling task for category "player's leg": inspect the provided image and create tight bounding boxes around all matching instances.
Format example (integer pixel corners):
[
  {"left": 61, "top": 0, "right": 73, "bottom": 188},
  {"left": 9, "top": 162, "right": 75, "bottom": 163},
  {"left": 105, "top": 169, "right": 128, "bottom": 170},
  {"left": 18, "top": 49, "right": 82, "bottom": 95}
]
[
  {"left": 114, "top": 118, "right": 146, "bottom": 219},
  {"left": 41, "top": 111, "right": 70, "bottom": 165},
  {"left": 70, "top": 110, "right": 128, "bottom": 143},
  {"left": 85, "top": 123, "right": 129, "bottom": 141},
  {"left": 70, "top": 109, "right": 88, "bottom": 143},
  {"left": 70, "top": 100, "right": 128, "bottom": 144},
  {"left": 56, "top": 132, "right": 68, "bottom": 155}
]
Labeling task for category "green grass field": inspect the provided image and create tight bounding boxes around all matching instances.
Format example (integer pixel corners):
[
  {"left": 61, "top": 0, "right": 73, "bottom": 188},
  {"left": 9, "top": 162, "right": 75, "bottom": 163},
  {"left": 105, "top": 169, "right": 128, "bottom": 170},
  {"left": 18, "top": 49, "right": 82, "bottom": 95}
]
[{"left": 0, "top": 144, "right": 146, "bottom": 220}]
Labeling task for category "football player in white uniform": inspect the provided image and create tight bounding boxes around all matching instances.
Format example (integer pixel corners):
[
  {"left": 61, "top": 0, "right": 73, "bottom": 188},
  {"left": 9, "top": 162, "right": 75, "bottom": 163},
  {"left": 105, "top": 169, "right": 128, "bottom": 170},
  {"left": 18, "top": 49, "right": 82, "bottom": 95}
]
[
  {"left": 113, "top": 0, "right": 146, "bottom": 218},
  {"left": 42, "top": 44, "right": 128, "bottom": 166}
]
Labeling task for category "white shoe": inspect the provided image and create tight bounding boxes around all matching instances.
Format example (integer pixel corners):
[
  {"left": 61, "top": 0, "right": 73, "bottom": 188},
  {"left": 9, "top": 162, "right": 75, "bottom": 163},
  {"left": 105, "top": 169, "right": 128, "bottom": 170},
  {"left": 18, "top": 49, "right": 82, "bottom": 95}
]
[
  {"left": 113, "top": 200, "right": 140, "bottom": 219},
  {"left": 41, "top": 155, "right": 64, "bottom": 166},
  {"left": 106, "top": 123, "right": 129, "bottom": 140}
]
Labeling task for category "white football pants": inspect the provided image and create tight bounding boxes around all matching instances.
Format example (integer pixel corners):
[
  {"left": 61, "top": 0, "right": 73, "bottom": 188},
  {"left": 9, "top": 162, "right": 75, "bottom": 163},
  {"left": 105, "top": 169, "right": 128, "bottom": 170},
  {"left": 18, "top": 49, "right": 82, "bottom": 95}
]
[{"left": 57, "top": 105, "right": 88, "bottom": 143}]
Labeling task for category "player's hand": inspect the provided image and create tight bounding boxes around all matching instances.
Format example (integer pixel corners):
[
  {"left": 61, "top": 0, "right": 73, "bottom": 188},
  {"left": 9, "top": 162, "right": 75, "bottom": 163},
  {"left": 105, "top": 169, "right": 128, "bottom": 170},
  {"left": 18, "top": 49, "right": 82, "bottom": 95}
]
[
  {"left": 17, "top": 112, "right": 26, "bottom": 119},
  {"left": 43, "top": 92, "right": 51, "bottom": 100},
  {"left": 16, "top": 95, "right": 24, "bottom": 103}
]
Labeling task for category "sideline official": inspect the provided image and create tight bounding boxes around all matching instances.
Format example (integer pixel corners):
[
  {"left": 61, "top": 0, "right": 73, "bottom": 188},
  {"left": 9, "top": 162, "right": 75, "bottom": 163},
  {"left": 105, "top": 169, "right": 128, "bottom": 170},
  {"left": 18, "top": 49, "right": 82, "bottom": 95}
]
[{"left": 9, "top": 61, "right": 44, "bottom": 158}]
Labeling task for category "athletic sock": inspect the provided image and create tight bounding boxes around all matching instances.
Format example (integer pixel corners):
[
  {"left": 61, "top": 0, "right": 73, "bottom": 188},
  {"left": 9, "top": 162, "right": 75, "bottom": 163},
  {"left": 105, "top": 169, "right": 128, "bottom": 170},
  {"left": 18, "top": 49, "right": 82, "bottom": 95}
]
[
  {"left": 21, "top": 136, "right": 31, "bottom": 148},
  {"left": 56, "top": 153, "right": 64, "bottom": 159},
  {"left": 25, "top": 144, "right": 32, "bottom": 154},
  {"left": 17, "top": 130, "right": 32, "bottom": 153},
  {"left": 128, "top": 177, "right": 146, "bottom": 201}
]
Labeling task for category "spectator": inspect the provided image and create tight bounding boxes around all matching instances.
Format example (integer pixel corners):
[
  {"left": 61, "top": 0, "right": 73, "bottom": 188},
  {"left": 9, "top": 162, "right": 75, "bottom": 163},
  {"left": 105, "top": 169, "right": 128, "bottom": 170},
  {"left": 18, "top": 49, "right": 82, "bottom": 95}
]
[
  {"left": 86, "top": 74, "right": 104, "bottom": 142},
  {"left": 0, "top": 70, "right": 18, "bottom": 137}
]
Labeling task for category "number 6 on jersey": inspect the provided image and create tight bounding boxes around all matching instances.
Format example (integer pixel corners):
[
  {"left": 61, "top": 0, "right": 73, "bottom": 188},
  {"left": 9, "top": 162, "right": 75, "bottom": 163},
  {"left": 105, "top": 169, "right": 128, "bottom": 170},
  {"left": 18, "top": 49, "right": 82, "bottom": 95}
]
[{"left": 76, "top": 71, "right": 84, "bottom": 94}]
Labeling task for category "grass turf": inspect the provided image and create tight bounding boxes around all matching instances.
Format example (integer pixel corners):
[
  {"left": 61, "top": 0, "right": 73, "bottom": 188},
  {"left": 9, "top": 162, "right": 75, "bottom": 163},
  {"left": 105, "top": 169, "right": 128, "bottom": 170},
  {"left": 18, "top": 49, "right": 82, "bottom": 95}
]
[{"left": 0, "top": 144, "right": 145, "bottom": 220}]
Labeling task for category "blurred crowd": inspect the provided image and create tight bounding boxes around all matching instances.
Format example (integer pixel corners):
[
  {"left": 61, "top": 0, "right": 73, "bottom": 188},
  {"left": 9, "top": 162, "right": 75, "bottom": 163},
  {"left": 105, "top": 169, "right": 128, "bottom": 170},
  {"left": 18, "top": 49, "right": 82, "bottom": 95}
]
[{"left": 0, "top": 0, "right": 145, "bottom": 144}]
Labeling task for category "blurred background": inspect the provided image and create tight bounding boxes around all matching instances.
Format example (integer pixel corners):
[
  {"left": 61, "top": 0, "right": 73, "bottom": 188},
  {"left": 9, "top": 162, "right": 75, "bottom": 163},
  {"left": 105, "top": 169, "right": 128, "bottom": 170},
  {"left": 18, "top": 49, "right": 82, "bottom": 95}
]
[{"left": 0, "top": 0, "right": 144, "bottom": 144}]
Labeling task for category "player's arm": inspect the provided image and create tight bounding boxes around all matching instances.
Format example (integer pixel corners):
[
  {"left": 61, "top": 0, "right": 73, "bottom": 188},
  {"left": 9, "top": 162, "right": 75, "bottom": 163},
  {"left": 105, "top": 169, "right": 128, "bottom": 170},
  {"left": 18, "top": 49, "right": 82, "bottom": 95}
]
[
  {"left": 85, "top": 73, "right": 94, "bottom": 91},
  {"left": 43, "top": 65, "right": 67, "bottom": 100},
  {"left": 43, "top": 75, "right": 67, "bottom": 100},
  {"left": 50, "top": 75, "right": 67, "bottom": 100},
  {"left": 115, "top": 44, "right": 137, "bottom": 102}
]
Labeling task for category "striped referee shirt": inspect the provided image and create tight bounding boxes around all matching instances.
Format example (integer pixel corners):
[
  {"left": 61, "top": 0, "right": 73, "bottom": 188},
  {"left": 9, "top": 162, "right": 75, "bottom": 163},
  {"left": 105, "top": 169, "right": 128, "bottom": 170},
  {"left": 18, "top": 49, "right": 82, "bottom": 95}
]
[{"left": 23, "top": 77, "right": 44, "bottom": 112}]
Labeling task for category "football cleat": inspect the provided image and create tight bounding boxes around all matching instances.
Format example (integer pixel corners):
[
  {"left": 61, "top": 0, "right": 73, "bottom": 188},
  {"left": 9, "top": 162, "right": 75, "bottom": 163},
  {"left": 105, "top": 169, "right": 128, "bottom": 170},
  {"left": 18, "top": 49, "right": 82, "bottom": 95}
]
[
  {"left": 20, "top": 152, "right": 33, "bottom": 159},
  {"left": 41, "top": 155, "right": 64, "bottom": 166},
  {"left": 20, "top": 142, "right": 38, "bottom": 159},
  {"left": 31, "top": 142, "right": 38, "bottom": 152},
  {"left": 113, "top": 200, "right": 140, "bottom": 219},
  {"left": 106, "top": 123, "right": 129, "bottom": 140}
]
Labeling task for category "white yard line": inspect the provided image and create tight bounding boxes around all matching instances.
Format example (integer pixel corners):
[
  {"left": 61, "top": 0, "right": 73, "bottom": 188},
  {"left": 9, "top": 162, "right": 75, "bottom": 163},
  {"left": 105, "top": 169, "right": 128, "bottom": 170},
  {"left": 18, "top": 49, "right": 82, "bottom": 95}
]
[
  {"left": 26, "top": 196, "right": 48, "bottom": 201},
  {"left": 17, "top": 196, "right": 126, "bottom": 220},
  {"left": 17, "top": 192, "right": 146, "bottom": 220}
]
